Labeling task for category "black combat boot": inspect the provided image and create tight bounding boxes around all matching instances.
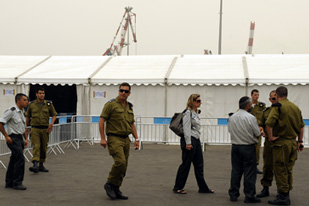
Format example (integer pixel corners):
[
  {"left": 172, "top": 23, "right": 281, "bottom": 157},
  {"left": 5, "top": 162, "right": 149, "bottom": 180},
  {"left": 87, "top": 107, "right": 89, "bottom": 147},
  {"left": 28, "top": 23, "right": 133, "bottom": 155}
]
[
  {"left": 115, "top": 186, "right": 128, "bottom": 200},
  {"left": 268, "top": 191, "right": 290, "bottom": 205},
  {"left": 29, "top": 161, "right": 39, "bottom": 173},
  {"left": 39, "top": 162, "right": 49, "bottom": 172},
  {"left": 104, "top": 182, "right": 117, "bottom": 200},
  {"left": 256, "top": 186, "right": 269, "bottom": 198}
]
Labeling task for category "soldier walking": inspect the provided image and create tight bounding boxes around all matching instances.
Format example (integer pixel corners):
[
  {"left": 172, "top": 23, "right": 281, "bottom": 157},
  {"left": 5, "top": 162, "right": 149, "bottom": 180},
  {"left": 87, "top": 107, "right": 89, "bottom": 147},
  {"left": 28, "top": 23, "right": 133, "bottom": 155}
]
[
  {"left": 99, "top": 82, "right": 139, "bottom": 200},
  {"left": 0, "top": 93, "right": 29, "bottom": 190}
]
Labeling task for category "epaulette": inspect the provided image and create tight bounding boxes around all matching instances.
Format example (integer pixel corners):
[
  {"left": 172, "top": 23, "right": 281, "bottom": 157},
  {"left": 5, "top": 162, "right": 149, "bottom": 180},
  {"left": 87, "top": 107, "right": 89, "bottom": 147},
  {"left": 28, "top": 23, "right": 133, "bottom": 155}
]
[
  {"left": 46, "top": 100, "right": 53, "bottom": 106},
  {"left": 259, "top": 102, "right": 265, "bottom": 107},
  {"left": 10, "top": 107, "right": 16, "bottom": 111},
  {"left": 29, "top": 100, "right": 34, "bottom": 104},
  {"left": 263, "top": 107, "right": 270, "bottom": 112},
  {"left": 228, "top": 112, "right": 234, "bottom": 117},
  {"left": 272, "top": 103, "right": 281, "bottom": 107},
  {"left": 128, "top": 102, "right": 133, "bottom": 110},
  {"left": 272, "top": 103, "right": 281, "bottom": 115},
  {"left": 104, "top": 98, "right": 115, "bottom": 105}
]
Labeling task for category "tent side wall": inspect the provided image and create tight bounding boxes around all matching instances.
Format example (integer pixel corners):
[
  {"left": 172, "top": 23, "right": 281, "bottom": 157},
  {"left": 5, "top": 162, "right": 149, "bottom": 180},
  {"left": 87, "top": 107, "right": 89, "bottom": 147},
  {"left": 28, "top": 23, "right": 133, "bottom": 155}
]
[{"left": 90, "top": 85, "right": 166, "bottom": 117}]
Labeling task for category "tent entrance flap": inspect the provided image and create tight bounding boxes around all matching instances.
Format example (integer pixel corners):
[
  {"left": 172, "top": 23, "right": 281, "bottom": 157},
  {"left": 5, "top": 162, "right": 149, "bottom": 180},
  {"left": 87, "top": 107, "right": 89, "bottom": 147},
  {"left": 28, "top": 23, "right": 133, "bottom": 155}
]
[{"left": 29, "top": 84, "right": 77, "bottom": 116}]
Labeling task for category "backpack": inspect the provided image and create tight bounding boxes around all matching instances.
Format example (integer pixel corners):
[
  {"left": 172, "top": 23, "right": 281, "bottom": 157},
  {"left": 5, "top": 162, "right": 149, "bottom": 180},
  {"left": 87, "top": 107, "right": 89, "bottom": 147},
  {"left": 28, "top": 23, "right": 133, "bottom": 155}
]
[{"left": 169, "top": 109, "right": 190, "bottom": 137}]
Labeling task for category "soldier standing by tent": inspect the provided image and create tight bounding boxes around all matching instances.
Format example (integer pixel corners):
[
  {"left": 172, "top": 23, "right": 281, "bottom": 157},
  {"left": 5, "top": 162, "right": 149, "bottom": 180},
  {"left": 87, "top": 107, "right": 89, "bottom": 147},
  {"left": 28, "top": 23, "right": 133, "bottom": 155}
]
[
  {"left": 266, "top": 86, "right": 304, "bottom": 205},
  {"left": 256, "top": 90, "right": 277, "bottom": 198},
  {"left": 250, "top": 89, "right": 265, "bottom": 174},
  {"left": 26, "top": 87, "right": 57, "bottom": 173}
]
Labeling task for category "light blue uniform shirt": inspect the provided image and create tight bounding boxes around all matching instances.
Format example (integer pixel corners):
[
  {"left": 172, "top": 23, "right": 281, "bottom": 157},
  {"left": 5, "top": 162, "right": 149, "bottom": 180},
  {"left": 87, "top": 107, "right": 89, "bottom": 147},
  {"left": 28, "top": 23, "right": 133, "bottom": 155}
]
[{"left": 0, "top": 105, "right": 26, "bottom": 135}]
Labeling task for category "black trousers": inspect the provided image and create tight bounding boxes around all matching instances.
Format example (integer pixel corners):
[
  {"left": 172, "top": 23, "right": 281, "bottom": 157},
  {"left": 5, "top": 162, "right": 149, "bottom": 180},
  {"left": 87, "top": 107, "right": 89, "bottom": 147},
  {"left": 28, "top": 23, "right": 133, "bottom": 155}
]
[
  {"left": 173, "top": 137, "right": 210, "bottom": 192},
  {"left": 6, "top": 134, "right": 25, "bottom": 186},
  {"left": 229, "top": 144, "right": 257, "bottom": 199}
]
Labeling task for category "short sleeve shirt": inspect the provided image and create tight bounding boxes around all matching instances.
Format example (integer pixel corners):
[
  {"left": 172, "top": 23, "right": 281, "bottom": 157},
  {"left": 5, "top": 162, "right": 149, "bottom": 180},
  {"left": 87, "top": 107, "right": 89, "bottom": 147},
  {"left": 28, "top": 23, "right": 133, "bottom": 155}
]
[
  {"left": 100, "top": 97, "right": 135, "bottom": 136},
  {"left": 0, "top": 106, "right": 26, "bottom": 135},
  {"left": 26, "top": 100, "right": 57, "bottom": 126}
]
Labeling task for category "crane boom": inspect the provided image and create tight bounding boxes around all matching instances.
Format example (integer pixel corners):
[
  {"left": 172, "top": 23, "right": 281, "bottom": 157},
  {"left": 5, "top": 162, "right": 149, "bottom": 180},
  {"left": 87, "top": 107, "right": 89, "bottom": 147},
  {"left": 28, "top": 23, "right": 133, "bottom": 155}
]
[{"left": 103, "top": 7, "right": 137, "bottom": 56}]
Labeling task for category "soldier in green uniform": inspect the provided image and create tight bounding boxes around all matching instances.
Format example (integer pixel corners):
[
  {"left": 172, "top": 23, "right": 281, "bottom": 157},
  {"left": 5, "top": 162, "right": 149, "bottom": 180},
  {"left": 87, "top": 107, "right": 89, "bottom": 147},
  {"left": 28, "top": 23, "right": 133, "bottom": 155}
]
[
  {"left": 99, "top": 82, "right": 139, "bottom": 200},
  {"left": 256, "top": 90, "right": 277, "bottom": 198},
  {"left": 266, "top": 86, "right": 304, "bottom": 205},
  {"left": 26, "top": 87, "right": 57, "bottom": 173},
  {"left": 250, "top": 89, "right": 266, "bottom": 174}
]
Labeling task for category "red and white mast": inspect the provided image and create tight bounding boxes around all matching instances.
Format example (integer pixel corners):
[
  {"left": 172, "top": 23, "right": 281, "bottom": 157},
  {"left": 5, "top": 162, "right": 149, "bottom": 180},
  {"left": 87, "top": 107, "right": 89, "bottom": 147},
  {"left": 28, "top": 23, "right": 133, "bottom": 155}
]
[{"left": 246, "top": 21, "right": 255, "bottom": 54}]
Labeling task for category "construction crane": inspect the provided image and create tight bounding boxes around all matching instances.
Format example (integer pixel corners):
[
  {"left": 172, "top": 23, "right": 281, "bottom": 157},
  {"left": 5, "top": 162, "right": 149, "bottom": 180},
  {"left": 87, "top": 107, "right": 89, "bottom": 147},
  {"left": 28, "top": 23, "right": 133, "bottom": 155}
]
[
  {"left": 103, "top": 7, "right": 137, "bottom": 56},
  {"left": 246, "top": 21, "right": 255, "bottom": 54}
]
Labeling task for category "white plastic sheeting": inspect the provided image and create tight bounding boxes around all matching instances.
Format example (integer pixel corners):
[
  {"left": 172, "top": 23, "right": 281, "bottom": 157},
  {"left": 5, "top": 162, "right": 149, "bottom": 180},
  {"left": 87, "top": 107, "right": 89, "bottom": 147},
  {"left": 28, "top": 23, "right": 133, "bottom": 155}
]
[
  {"left": 91, "top": 55, "right": 179, "bottom": 86},
  {"left": 17, "top": 56, "right": 110, "bottom": 85},
  {"left": 0, "top": 56, "right": 49, "bottom": 84},
  {"left": 168, "top": 55, "right": 246, "bottom": 86},
  {"left": 1, "top": 55, "right": 309, "bottom": 117}
]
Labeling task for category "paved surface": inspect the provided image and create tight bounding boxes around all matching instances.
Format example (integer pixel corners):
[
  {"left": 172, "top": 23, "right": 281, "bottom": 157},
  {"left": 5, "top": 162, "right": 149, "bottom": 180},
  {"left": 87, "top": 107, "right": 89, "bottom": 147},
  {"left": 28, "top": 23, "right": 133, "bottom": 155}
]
[{"left": 0, "top": 143, "right": 308, "bottom": 206}]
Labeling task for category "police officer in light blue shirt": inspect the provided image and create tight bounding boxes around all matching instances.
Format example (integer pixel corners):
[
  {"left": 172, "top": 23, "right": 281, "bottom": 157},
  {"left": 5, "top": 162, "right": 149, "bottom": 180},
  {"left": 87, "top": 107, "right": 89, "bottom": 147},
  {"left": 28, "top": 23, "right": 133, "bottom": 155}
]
[{"left": 0, "top": 93, "right": 29, "bottom": 190}]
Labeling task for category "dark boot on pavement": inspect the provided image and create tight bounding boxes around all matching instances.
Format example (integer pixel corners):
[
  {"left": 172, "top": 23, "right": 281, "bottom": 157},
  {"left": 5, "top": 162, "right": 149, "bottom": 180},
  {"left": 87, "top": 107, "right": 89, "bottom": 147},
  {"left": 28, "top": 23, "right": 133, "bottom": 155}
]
[
  {"left": 29, "top": 161, "right": 39, "bottom": 173},
  {"left": 39, "top": 162, "right": 49, "bottom": 172},
  {"left": 115, "top": 186, "right": 128, "bottom": 200},
  {"left": 104, "top": 182, "right": 117, "bottom": 200},
  {"left": 256, "top": 186, "right": 269, "bottom": 198},
  {"left": 268, "top": 191, "right": 290, "bottom": 205}
]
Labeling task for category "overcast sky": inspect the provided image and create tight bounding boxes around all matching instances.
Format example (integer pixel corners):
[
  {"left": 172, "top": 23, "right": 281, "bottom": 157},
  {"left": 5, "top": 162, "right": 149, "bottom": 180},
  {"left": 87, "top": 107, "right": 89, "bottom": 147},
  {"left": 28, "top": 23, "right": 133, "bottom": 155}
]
[{"left": 1, "top": 0, "right": 309, "bottom": 56}]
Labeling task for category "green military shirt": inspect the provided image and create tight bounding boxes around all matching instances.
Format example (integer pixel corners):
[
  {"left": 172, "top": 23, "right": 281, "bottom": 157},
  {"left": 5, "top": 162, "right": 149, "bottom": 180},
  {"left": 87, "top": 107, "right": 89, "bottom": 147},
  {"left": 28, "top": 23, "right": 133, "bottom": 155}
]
[
  {"left": 100, "top": 97, "right": 135, "bottom": 137},
  {"left": 251, "top": 101, "right": 266, "bottom": 125},
  {"left": 26, "top": 100, "right": 57, "bottom": 126},
  {"left": 265, "top": 98, "right": 304, "bottom": 139}
]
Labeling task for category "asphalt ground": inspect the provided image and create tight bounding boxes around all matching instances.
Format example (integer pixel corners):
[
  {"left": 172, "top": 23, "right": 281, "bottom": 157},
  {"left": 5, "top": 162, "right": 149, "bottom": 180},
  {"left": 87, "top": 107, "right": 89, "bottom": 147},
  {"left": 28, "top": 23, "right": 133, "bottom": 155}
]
[{"left": 0, "top": 142, "right": 308, "bottom": 206}]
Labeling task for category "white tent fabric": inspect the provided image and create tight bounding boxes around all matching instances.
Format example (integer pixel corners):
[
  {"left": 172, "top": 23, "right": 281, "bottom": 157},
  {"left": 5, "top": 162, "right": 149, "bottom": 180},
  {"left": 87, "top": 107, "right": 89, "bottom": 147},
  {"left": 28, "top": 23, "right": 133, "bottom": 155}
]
[
  {"left": 0, "top": 56, "right": 49, "bottom": 84},
  {"left": 91, "top": 55, "right": 179, "bottom": 86},
  {"left": 17, "top": 56, "right": 110, "bottom": 85},
  {"left": 1, "top": 54, "right": 309, "bottom": 118},
  {"left": 246, "top": 55, "right": 309, "bottom": 86},
  {"left": 168, "top": 55, "right": 246, "bottom": 86}
]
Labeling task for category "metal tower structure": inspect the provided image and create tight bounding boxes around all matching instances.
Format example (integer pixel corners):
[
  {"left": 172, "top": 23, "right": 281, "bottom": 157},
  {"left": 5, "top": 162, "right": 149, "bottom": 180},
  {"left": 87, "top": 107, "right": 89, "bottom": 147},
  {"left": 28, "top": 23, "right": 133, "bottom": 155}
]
[{"left": 103, "top": 7, "right": 137, "bottom": 56}]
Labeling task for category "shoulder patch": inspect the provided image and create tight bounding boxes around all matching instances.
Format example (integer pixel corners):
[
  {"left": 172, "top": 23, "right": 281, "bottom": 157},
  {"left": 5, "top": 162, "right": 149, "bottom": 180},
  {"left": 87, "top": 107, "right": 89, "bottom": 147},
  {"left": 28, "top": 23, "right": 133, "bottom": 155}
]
[
  {"left": 10, "top": 107, "right": 16, "bottom": 111},
  {"left": 128, "top": 102, "right": 133, "bottom": 110},
  {"left": 46, "top": 100, "right": 53, "bottom": 106},
  {"left": 263, "top": 107, "right": 270, "bottom": 112},
  {"left": 259, "top": 102, "right": 265, "bottom": 107}
]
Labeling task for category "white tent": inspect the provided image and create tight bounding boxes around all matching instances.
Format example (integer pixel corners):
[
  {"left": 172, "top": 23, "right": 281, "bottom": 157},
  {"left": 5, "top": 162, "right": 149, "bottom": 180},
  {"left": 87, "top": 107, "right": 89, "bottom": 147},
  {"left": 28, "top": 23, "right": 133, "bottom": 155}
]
[
  {"left": 1, "top": 54, "right": 309, "bottom": 119},
  {"left": 0, "top": 56, "right": 49, "bottom": 112}
]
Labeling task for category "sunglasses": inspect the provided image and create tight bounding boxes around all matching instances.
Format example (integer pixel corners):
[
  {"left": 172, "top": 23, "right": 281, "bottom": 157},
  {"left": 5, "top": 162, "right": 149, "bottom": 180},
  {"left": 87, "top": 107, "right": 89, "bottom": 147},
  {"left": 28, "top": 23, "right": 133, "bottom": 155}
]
[
  {"left": 195, "top": 100, "right": 201, "bottom": 103},
  {"left": 119, "top": 89, "right": 130, "bottom": 93},
  {"left": 271, "top": 97, "right": 276, "bottom": 101}
]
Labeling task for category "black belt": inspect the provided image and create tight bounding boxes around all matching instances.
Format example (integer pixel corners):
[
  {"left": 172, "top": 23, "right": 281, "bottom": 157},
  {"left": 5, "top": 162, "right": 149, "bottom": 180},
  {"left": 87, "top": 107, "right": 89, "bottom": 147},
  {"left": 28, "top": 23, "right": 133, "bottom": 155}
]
[
  {"left": 9, "top": 133, "right": 23, "bottom": 138},
  {"left": 107, "top": 133, "right": 128, "bottom": 138},
  {"left": 31, "top": 126, "right": 48, "bottom": 129}
]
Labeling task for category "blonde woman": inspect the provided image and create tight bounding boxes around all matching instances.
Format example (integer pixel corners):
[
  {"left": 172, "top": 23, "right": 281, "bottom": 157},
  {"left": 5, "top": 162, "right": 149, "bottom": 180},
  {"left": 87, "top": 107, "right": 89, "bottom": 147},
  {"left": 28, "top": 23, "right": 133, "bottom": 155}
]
[{"left": 173, "top": 94, "right": 214, "bottom": 194}]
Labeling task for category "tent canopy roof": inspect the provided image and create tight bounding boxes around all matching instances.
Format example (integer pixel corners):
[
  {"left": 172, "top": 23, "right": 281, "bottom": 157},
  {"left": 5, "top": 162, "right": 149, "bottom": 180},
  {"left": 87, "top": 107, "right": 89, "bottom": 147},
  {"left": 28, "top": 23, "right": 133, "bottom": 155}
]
[{"left": 1, "top": 55, "right": 309, "bottom": 86}]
